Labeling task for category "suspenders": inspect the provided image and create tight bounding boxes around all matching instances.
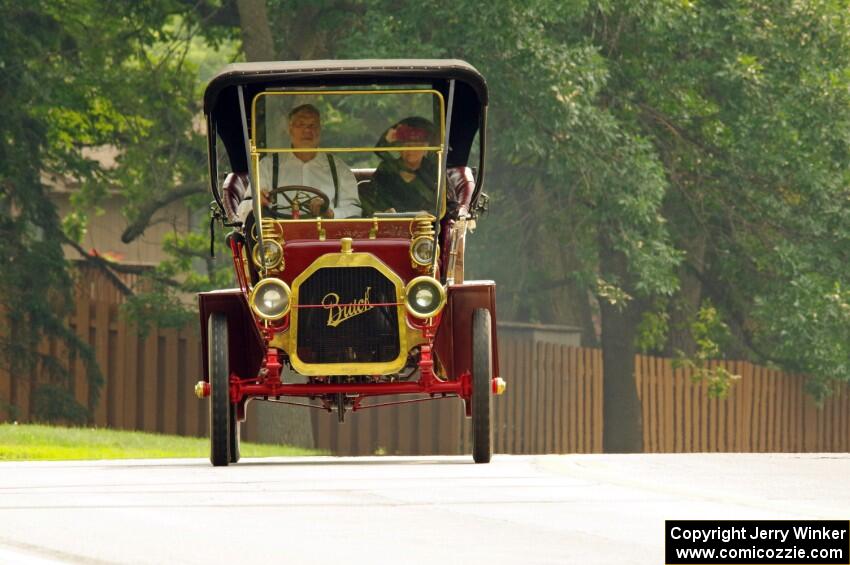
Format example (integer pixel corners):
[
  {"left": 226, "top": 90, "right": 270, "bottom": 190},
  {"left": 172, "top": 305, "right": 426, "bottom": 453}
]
[
  {"left": 272, "top": 154, "right": 340, "bottom": 208},
  {"left": 327, "top": 154, "right": 340, "bottom": 208}
]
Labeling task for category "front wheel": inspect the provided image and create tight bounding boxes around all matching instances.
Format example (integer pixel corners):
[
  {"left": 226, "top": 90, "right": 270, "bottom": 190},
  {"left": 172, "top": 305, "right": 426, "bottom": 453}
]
[
  {"left": 209, "top": 313, "right": 233, "bottom": 466},
  {"left": 471, "top": 308, "right": 493, "bottom": 463}
]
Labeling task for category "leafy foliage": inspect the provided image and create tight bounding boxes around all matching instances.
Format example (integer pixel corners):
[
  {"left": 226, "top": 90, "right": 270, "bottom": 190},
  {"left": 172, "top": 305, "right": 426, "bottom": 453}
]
[
  {"left": 592, "top": 0, "right": 850, "bottom": 396},
  {"left": 673, "top": 302, "right": 741, "bottom": 398},
  {"left": 0, "top": 1, "right": 108, "bottom": 422},
  {"left": 0, "top": 1, "right": 236, "bottom": 421},
  {"left": 337, "top": 0, "right": 850, "bottom": 399}
]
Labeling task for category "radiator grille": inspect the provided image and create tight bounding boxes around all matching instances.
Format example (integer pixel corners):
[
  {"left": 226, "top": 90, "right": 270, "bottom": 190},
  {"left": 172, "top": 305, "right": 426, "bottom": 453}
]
[{"left": 295, "top": 267, "right": 400, "bottom": 364}]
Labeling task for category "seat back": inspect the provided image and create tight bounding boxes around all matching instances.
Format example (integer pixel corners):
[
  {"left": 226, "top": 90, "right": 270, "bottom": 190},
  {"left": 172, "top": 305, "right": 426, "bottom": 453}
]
[
  {"left": 447, "top": 166, "right": 475, "bottom": 217},
  {"left": 221, "top": 172, "right": 250, "bottom": 223},
  {"left": 351, "top": 168, "right": 376, "bottom": 183}
]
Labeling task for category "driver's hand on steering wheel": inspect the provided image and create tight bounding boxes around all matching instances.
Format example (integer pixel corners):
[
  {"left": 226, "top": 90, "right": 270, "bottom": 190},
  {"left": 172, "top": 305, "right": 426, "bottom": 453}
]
[{"left": 309, "top": 197, "right": 334, "bottom": 218}]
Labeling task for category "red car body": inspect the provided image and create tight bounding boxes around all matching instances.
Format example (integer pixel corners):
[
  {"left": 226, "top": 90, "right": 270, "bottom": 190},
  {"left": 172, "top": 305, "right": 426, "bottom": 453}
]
[{"left": 198, "top": 60, "right": 503, "bottom": 465}]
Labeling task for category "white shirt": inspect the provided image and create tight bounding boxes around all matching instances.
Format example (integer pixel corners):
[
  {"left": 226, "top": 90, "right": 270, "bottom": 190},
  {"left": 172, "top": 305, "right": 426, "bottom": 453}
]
[{"left": 236, "top": 152, "right": 360, "bottom": 222}]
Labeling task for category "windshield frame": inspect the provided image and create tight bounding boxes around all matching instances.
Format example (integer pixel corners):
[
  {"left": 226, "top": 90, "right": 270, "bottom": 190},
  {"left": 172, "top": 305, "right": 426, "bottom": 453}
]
[
  {"left": 250, "top": 88, "right": 445, "bottom": 154},
  {"left": 250, "top": 88, "right": 446, "bottom": 235},
  {"left": 247, "top": 88, "right": 448, "bottom": 277}
]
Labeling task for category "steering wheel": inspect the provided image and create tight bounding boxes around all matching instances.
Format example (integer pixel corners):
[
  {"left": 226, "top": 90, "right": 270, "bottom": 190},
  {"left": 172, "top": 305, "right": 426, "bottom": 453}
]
[{"left": 266, "top": 185, "right": 330, "bottom": 218}]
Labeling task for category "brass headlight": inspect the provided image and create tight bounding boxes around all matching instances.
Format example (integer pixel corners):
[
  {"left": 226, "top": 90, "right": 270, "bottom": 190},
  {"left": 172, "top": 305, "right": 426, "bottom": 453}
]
[
  {"left": 252, "top": 240, "right": 283, "bottom": 270},
  {"left": 404, "top": 276, "right": 446, "bottom": 318},
  {"left": 410, "top": 236, "right": 436, "bottom": 266},
  {"left": 250, "top": 278, "right": 291, "bottom": 320}
]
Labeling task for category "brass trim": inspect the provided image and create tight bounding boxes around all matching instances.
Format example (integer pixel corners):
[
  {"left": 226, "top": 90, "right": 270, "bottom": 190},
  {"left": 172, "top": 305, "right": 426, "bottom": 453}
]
[
  {"left": 404, "top": 276, "right": 447, "bottom": 319},
  {"left": 262, "top": 216, "right": 437, "bottom": 225},
  {"left": 411, "top": 216, "right": 436, "bottom": 239},
  {"left": 369, "top": 218, "right": 378, "bottom": 239},
  {"left": 446, "top": 218, "right": 468, "bottom": 285},
  {"left": 249, "top": 278, "right": 292, "bottom": 320},
  {"left": 252, "top": 239, "right": 283, "bottom": 270},
  {"left": 340, "top": 237, "right": 353, "bottom": 253},
  {"left": 287, "top": 253, "right": 410, "bottom": 376},
  {"left": 269, "top": 321, "right": 427, "bottom": 376},
  {"left": 251, "top": 147, "right": 266, "bottom": 276},
  {"left": 261, "top": 217, "right": 277, "bottom": 240},
  {"left": 317, "top": 218, "right": 326, "bottom": 241},
  {"left": 240, "top": 244, "right": 253, "bottom": 284},
  {"left": 255, "top": 146, "right": 440, "bottom": 154}
]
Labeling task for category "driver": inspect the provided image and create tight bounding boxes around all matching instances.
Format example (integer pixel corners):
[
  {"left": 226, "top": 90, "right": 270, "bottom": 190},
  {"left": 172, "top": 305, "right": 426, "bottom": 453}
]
[{"left": 237, "top": 104, "right": 360, "bottom": 221}]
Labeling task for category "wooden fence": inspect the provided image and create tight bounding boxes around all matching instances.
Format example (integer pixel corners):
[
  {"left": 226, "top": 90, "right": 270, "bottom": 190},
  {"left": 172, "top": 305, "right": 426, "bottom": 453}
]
[
  {"left": 0, "top": 299, "right": 209, "bottom": 438},
  {"left": 635, "top": 356, "right": 850, "bottom": 453},
  {"left": 1, "top": 273, "right": 848, "bottom": 454}
]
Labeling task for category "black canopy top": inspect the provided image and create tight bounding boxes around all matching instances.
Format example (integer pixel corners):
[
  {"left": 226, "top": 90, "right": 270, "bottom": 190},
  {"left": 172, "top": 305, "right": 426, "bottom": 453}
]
[{"left": 204, "top": 59, "right": 488, "bottom": 172}]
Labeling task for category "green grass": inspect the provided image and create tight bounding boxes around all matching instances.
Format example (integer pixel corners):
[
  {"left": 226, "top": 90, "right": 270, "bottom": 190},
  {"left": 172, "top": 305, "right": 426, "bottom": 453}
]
[{"left": 0, "top": 424, "right": 325, "bottom": 461}]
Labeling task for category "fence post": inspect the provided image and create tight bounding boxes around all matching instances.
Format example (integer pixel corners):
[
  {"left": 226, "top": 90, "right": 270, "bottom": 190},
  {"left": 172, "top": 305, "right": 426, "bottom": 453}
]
[
  {"left": 73, "top": 295, "right": 90, "bottom": 413},
  {"left": 663, "top": 357, "right": 674, "bottom": 452},
  {"left": 803, "top": 378, "right": 818, "bottom": 452},
  {"left": 162, "top": 328, "right": 179, "bottom": 435},
  {"left": 593, "top": 348, "right": 603, "bottom": 453},
  {"left": 141, "top": 334, "right": 158, "bottom": 432},
  {"left": 93, "top": 300, "right": 110, "bottom": 426}
]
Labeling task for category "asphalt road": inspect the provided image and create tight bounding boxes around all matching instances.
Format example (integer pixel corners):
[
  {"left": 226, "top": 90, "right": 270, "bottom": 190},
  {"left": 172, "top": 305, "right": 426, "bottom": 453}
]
[{"left": 0, "top": 453, "right": 847, "bottom": 564}]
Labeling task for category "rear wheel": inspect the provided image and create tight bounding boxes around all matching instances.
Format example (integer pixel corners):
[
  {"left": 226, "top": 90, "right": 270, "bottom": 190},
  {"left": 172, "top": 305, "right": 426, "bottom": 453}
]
[
  {"left": 471, "top": 308, "right": 493, "bottom": 463},
  {"left": 209, "top": 313, "right": 231, "bottom": 466}
]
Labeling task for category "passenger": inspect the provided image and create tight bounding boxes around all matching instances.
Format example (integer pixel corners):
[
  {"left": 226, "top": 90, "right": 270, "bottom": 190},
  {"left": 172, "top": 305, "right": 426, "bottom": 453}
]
[
  {"left": 238, "top": 104, "right": 360, "bottom": 221},
  {"left": 362, "top": 117, "right": 438, "bottom": 216}
]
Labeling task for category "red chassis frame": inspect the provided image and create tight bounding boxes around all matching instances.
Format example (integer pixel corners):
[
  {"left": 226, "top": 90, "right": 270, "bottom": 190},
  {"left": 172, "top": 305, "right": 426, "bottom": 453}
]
[{"left": 196, "top": 237, "right": 502, "bottom": 420}]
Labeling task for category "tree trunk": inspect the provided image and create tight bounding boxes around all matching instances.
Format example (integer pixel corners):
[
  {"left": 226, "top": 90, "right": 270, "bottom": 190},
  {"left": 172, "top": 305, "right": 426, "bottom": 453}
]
[
  {"left": 518, "top": 176, "right": 596, "bottom": 342},
  {"left": 236, "top": 0, "right": 276, "bottom": 61},
  {"left": 283, "top": 5, "right": 328, "bottom": 60},
  {"left": 598, "top": 235, "right": 643, "bottom": 453},
  {"left": 666, "top": 227, "right": 706, "bottom": 357}
]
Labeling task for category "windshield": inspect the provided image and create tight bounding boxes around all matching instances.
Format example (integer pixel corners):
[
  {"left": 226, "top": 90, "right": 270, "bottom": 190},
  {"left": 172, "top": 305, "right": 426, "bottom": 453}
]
[{"left": 250, "top": 89, "right": 445, "bottom": 219}]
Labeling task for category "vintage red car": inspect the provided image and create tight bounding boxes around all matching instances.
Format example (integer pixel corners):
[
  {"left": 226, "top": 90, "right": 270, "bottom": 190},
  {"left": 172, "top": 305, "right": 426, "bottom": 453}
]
[{"left": 196, "top": 59, "right": 504, "bottom": 465}]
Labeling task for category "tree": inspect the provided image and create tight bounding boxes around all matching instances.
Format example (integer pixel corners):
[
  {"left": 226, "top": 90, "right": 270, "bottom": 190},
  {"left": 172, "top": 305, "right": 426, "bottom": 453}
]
[
  {"left": 0, "top": 1, "right": 237, "bottom": 422},
  {"left": 586, "top": 1, "right": 850, "bottom": 400}
]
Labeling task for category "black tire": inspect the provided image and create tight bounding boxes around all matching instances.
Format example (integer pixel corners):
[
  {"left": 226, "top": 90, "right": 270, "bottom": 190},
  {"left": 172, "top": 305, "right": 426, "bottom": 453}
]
[
  {"left": 471, "top": 308, "right": 493, "bottom": 464},
  {"left": 209, "top": 313, "right": 231, "bottom": 466},
  {"left": 229, "top": 404, "right": 241, "bottom": 463}
]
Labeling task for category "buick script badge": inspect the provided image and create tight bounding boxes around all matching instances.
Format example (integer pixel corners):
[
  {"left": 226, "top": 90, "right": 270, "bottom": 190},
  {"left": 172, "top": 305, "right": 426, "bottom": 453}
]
[{"left": 322, "top": 287, "right": 373, "bottom": 327}]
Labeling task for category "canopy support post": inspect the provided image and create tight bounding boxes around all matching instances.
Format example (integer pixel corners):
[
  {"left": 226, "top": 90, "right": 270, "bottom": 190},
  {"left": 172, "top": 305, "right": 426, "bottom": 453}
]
[
  {"left": 238, "top": 85, "right": 265, "bottom": 277},
  {"left": 433, "top": 79, "right": 455, "bottom": 274}
]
